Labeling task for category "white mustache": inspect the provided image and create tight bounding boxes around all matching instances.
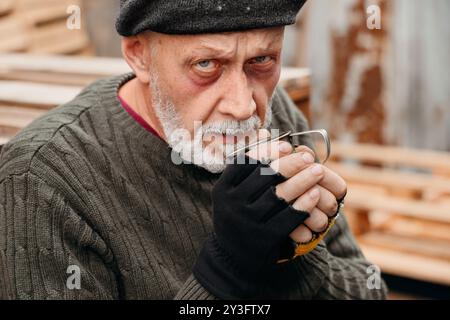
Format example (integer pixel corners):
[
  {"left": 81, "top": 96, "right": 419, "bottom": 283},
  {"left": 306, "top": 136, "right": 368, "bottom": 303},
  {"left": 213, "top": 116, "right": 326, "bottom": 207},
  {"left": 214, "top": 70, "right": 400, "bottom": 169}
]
[{"left": 201, "top": 115, "right": 261, "bottom": 136}]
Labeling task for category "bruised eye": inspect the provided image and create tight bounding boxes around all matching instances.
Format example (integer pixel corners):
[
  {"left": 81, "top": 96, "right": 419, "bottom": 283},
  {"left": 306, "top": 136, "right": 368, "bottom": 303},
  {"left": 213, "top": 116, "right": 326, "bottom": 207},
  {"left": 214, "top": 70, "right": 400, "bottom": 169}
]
[
  {"left": 250, "top": 56, "right": 273, "bottom": 64},
  {"left": 198, "top": 60, "right": 211, "bottom": 68},
  {"left": 194, "top": 59, "right": 218, "bottom": 71}
]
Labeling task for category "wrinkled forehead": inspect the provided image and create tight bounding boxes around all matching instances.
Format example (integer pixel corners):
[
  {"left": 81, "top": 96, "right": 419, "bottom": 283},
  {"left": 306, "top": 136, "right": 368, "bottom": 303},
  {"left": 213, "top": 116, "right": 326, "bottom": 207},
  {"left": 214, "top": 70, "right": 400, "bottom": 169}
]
[{"left": 156, "top": 26, "right": 285, "bottom": 55}]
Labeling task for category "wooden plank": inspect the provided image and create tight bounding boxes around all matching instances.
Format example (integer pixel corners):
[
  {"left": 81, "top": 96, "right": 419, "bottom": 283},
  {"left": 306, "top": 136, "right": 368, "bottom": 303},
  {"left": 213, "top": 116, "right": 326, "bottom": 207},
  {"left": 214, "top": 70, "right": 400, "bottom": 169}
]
[
  {"left": 16, "top": 0, "right": 81, "bottom": 24},
  {"left": 0, "top": 136, "right": 9, "bottom": 146},
  {"left": 280, "top": 68, "right": 311, "bottom": 123},
  {"left": 327, "top": 161, "right": 450, "bottom": 195},
  {"left": 279, "top": 67, "right": 311, "bottom": 86},
  {"left": 0, "top": 126, "right": 17, "bottom": 137},
  {"left": 30, "top": 32, "right": 89, "bottom": 55},
  {"left": 21, "top": 4, "right": 72, "bottom": 24},
  {"left": 346, "top": 187, "right": 450, "bottom": 223},
  {"left": 0, "top": 70, "right": 99, "bottom": 87},
  {"left": 27, "top": 19, "right": 89, "bottom": 54},
  {"left": 0, "top": 35, "right": 29, "bottom": 53},
  {"left": 0, "top": 17, "right": 29, "bottom": 52},
  {"left": 0, "top": 81, "right": 81, "bottom": 107},
  {"left": 332, "top": 142, "right": 450, "bottom": 174},
  {"left": 16, "top": 0, "right": 68, "bottom": 10},
  {"left": 377, "top": 216, "right": 450, "bottom": 243},
  {"left": 0, "top": 105, "right": 45, "bottom": 130},
  {"left": 0, "top": 54, "right": 131, "bottom": 78},
  {"left": 0, "top": 0, "right": 14, "bottom": 15},
  {"left": 359, "top": 231, "right": 450, "bottom": 261},
  {"left": 359, "top": 244, "right": 450, "bottom": 286}
]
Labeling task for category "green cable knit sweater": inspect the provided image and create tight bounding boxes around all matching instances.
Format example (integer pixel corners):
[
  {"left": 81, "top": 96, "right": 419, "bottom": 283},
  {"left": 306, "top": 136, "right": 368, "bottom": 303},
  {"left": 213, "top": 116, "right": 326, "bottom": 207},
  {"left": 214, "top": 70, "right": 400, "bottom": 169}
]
[{"left": 0, "top": 73, "right": 387, "bottom": 299}]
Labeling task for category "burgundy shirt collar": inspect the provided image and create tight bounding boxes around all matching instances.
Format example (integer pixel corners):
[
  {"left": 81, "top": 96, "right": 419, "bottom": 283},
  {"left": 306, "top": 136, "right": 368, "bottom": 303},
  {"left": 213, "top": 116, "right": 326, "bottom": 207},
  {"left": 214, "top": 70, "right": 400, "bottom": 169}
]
[{"left": 118, "top": 95, "right": 162, "bottom": 139}]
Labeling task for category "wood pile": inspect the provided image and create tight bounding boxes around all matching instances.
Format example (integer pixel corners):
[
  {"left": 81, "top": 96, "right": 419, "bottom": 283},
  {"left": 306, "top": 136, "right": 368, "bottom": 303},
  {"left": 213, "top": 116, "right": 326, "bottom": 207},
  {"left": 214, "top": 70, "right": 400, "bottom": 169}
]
[
  {"left": 0, "top": 54, "right": 127, "bottom": 146},
  {"left": 0, "top": 0, "right": 91, "bottom": 55},
  {"left": 280, "top": 67, "right": 311, "bottom": 123},
  {"left": 329, "top": 143, "right": 450, "bottom": 286}
]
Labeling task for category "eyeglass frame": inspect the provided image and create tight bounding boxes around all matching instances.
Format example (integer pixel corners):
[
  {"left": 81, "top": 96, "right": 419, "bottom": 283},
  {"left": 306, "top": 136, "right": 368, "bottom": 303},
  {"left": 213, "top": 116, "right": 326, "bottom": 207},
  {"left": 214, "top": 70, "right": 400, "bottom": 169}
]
[{"left": 225, "top": 129, "right": 331, "bottom": 164}]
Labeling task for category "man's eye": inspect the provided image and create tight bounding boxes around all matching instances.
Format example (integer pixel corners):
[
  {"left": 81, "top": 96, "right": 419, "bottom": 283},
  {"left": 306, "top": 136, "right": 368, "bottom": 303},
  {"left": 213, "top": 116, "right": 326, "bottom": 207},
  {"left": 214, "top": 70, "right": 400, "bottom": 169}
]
[
  {"left": 195, "top": 60, "right": 215, "bottom": 70},
  {"left": 252, "top": 56, "right": 272, "bottom": 64}
]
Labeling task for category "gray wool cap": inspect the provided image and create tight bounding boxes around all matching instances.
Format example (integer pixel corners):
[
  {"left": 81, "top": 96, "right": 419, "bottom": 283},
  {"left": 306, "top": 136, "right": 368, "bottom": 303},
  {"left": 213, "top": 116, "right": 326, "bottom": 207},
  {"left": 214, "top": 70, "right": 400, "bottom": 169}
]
[{"left": 116, "top": 0, "right": 307, "bottom": 36}]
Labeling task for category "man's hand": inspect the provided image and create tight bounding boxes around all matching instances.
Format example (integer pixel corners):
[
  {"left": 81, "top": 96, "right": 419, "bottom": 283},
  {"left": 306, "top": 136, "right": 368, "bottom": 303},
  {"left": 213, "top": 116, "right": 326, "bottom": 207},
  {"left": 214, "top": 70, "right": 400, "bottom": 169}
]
[
  {"left": 247, "top": 130, "right": 347, "bottom": 244},
  {"left": 273, "top": 147, "right": 346, "bottom": 243},
  {"left": 194, "top": 131, "right": 313, "bottom": 299},
  {"left": 193, "top": 129, "right": 347, "bottom": 299}
]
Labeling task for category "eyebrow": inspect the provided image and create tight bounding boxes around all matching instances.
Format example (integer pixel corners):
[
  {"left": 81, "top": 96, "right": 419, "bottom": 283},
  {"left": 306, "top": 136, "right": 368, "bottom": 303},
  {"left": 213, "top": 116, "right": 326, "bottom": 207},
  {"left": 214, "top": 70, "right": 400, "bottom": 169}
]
[
  {"left": 190, "top": 45, "right": 235, "bottom": 59},
  {"left": 189, "top": 42, "right": 282, "bottom": 59}
]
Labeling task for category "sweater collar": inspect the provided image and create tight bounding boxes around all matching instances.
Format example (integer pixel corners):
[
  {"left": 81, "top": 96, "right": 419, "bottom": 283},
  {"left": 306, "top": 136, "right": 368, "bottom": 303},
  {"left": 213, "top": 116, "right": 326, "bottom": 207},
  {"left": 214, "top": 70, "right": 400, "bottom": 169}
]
[{"left": 96, "top": 72, "right": 220, "bottom": 183}]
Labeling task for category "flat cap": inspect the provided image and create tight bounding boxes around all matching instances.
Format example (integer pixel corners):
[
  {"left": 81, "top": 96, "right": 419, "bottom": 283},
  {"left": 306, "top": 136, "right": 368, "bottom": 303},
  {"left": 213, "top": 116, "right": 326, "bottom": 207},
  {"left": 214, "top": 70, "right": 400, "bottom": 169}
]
[{"left": 116, "top": 0, "right": 307, "bottom": 36}]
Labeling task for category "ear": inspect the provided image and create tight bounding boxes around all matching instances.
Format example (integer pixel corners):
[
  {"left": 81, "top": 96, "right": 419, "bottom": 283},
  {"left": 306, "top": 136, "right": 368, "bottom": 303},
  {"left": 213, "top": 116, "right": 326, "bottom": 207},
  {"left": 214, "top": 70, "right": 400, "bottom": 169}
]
[{"left": 121, "top": 33, "right": 153, "bottom": 84}]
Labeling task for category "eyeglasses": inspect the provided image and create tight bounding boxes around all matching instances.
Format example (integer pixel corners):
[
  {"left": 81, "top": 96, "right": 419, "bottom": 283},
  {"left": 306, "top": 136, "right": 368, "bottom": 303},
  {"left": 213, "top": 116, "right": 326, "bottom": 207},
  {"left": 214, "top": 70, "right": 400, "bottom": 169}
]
[{"left": 226, "top": 129, "right": 331, "bottom": 164}]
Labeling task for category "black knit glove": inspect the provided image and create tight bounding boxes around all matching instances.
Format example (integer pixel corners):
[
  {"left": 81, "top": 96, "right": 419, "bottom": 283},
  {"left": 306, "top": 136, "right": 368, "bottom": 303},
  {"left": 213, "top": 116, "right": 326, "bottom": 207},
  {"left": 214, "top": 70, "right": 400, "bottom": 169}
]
[{"left": 193, "top": 157, "right": 310, "bottom": 299}]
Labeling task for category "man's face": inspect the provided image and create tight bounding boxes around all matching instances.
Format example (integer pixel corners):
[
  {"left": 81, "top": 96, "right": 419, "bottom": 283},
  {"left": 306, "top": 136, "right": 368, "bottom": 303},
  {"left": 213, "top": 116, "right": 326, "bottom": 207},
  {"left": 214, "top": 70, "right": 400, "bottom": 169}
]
[{"left": 148, "top": 26, "right": 285, "bottom": 172}]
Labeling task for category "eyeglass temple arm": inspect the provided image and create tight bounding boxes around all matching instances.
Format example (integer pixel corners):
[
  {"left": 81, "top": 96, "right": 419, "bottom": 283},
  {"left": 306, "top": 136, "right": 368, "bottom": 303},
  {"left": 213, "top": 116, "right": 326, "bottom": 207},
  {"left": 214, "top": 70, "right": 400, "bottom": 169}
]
[
  {"left": 226, "top": 129, "right": 330, "bottom": 163},
  {"left": 289, "top": 129, "right": 331, "bottom": 163}
]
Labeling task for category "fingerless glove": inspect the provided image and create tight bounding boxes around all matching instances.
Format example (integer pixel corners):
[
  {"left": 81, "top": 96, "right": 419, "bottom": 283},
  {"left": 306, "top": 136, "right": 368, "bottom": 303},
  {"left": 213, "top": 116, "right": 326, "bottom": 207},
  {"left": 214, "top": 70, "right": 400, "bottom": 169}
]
[{"left": 193, "top": 157, "right": 310, "bottom": 299}]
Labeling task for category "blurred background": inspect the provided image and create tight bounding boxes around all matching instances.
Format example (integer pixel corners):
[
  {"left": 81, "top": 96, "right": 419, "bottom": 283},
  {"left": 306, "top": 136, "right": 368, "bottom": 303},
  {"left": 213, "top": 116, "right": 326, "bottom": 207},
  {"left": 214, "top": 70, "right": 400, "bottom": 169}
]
[{"left": 0, "top": 0, "right": 449, "bottom": 299}]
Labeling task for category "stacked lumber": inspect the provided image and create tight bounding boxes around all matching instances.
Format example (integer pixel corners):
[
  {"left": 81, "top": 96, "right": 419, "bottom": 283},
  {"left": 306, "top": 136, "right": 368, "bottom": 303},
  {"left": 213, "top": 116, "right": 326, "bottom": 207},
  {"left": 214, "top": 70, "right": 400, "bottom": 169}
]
[
  {"left": 280, "top": 67, "right": 311, "bottom": 87},
  {"left": 0, "top": 81, "right": 76, "bottom": 145},
  {"left": 0, "top": 54, "right": 130, "bottom": 86},
  {"left": 0, "top": 54, "right": 112, "bottom": 145},
  {"left": 280, "top": 67, "right": 311, "bottom": 122},
  {"left": 0, "top": 0, "right": 91, "bottom": 55},
  {"left": 0, "top": 104, "right": 45, "bottom": 139},
  {"left": 0, "top": 0, "right": 28, "bottom": 53},
  {"left": 329, "top": 143, "right": 450, "bottom": 286}
]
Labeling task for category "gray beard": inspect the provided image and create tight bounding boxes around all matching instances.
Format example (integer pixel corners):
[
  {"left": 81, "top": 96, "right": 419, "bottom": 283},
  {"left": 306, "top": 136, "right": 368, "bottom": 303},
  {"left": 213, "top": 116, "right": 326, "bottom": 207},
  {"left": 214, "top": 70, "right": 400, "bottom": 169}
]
[{"left": 149, "top": 72, "right": 274, "bottom": 173}]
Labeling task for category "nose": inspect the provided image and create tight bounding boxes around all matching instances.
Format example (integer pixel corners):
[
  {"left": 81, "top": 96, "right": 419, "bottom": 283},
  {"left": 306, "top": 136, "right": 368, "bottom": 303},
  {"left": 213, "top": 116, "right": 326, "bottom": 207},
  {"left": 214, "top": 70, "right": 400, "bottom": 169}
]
[{"left": 216, "top": 71, "right": 256, "bottom": 121}]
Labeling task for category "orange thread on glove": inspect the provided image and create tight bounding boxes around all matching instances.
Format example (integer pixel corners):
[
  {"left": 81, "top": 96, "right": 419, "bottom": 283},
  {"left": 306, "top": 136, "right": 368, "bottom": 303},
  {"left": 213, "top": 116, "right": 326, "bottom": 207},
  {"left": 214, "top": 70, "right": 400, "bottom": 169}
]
[{"left": 277, "top": 213, "right": 339, "bottom": 264}]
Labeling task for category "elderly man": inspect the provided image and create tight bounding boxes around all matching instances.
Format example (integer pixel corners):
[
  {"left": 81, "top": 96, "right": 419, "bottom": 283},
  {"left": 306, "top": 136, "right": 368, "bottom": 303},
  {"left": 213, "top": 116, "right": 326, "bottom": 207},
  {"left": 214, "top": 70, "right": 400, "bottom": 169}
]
[{"left": 0, "top": 1, "right": 387, "bottom": 299}]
